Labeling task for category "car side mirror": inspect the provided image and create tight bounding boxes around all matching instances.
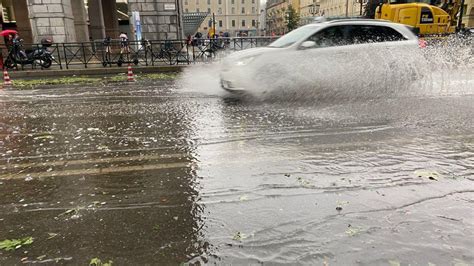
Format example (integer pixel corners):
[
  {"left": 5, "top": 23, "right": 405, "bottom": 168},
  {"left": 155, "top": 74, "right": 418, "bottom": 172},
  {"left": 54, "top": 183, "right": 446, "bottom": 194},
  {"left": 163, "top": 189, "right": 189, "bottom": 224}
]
[{"left": 300, "top": 41, "right": 316, "bottom": 49}]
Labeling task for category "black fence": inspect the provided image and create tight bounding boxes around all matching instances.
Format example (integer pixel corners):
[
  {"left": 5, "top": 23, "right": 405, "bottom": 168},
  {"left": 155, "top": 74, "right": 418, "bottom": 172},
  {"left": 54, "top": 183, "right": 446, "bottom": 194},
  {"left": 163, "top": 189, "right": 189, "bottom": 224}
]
[{"left": 0, "top": 37, "right": 280, "bottom": 70}]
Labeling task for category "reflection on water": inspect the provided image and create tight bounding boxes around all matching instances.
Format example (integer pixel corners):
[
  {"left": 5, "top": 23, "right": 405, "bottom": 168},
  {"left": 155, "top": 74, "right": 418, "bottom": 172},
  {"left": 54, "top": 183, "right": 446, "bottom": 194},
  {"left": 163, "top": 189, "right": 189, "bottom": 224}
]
[
  {"left": 0, "top": 84, "right": 208, "bottom": 264},
  {"left": 0, "top": 68, "right": 473, "bottom": 264}
]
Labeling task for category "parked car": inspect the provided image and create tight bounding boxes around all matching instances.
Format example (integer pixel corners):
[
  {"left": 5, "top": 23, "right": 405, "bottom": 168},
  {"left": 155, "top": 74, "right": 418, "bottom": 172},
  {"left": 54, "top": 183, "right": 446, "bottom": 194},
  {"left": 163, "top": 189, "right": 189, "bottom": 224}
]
[{"left": 220, "top": 19, "right": 424, "bottom": 94}]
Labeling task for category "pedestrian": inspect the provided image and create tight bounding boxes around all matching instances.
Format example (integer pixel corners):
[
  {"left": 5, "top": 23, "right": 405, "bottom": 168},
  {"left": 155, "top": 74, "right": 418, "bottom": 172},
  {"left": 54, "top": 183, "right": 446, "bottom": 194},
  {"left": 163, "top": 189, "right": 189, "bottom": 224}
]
[
  {"left": 186, "top": 35, "right": 192, "bottom": 46},
  {"left": 103, "top": 36, "right": 112, "bottom": 63},
  {"left": 12, "top": 33, "right": 26, "bottom": 59},
  {"left": 5, "top": 34, "right": 14, "bottom": 49},
  {"left": 119, "top": 32, "right": 129, "bottom": 54},
  {"left": 193, "top": 32, "right": 202, "bottom": 46}
]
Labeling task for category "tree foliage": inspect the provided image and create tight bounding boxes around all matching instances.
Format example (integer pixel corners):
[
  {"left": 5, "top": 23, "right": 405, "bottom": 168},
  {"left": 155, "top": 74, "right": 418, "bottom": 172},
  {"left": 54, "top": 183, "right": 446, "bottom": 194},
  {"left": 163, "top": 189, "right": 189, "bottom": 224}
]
[{"left": 286, "top": 5, "right": 300, "bottom": 32}]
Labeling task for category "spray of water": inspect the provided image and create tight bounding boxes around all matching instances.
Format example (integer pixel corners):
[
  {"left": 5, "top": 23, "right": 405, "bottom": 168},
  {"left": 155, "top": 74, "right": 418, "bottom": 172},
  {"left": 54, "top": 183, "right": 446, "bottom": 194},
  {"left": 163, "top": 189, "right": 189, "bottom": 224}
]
[{"left": 178, "top": 35, "right": 473, "bottom": 102}]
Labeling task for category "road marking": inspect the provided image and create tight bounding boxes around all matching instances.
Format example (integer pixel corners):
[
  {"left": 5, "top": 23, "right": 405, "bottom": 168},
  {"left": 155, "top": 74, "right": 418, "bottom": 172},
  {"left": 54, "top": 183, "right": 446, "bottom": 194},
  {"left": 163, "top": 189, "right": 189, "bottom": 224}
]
[
  {"left": 0, "top": 162, "right": 194, "bottom": 180},
  {"left": 1, "top": 153, "right": 189, "bottom": 170}
]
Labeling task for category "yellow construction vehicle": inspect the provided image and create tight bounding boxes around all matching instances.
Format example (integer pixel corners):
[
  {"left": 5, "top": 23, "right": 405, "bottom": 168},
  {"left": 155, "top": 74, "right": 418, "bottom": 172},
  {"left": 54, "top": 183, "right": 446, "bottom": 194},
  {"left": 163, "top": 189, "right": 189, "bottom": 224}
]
[{"left": 374, "top": 0, "right": 462, "bottom": 35}]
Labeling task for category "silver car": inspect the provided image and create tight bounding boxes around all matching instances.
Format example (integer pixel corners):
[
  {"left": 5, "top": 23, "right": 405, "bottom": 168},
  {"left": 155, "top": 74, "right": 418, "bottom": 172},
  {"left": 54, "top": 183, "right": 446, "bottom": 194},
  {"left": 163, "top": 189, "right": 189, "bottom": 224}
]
[{"left": 220, "top": 19, "right": 423, "bottom": 94}]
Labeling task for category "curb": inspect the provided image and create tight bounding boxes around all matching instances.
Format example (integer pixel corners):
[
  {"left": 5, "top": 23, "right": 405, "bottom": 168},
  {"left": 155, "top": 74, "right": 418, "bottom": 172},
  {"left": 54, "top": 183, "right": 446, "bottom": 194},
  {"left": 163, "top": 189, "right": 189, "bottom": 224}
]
[{"left": 9, "top": 65, "right": 185, "bottom": 79}]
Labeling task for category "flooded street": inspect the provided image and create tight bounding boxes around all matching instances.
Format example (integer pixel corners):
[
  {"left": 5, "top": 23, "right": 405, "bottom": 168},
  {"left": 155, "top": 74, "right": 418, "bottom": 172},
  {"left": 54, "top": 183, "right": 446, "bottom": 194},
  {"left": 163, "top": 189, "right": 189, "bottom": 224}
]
[{"left": 0, "top": 74, "right": 473, "bottom": 264}]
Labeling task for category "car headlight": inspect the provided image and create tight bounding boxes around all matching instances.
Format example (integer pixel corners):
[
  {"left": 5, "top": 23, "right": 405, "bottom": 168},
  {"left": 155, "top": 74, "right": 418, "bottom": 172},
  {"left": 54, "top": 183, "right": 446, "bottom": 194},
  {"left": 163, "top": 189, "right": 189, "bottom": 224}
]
[{"left": 235, "top": 55, "right": 258, "bottom": 66}]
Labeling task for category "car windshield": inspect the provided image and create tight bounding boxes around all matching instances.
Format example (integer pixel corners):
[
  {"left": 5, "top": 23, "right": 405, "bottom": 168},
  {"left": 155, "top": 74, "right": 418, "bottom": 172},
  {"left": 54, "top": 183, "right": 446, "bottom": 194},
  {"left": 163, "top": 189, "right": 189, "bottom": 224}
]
[{"left": 268, "top": 26, "right": 319, "bottom": 48}]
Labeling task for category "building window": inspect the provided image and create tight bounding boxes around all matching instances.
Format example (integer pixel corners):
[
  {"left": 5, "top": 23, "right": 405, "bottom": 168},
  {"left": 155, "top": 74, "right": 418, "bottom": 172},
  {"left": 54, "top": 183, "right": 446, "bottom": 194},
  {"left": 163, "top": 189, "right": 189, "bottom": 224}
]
[
  {"left": 185, "top": 0, "right": 188, "bottom": 5},
  {"left": 252, "top": 7, "right": 255, "bottom": 13},
  {"left": 218, "top": 0, "right": 222, "bottom": 4},
  {"left": 196, "top": 7, "right": 200, "bottom": 12},
  {"left": 196, "top": 0, "right": 199, "bottom": 4},
  {"left": 219, "top": 20, "right": 223, "bottom": 27},
  {"left": 208, "top": 7, "right": 211, "bottom": 13},
  {"left": 207, "top": 0, "right": 210, "bottom": 4},
  {"left": 252, "top": 0, "right": 255, "bottom": 3},
  {"left": 231, "top": 0, "right": 234, "bottom": 4},
  {"left": 242, "top": 20, "right": 246, "bottom": 27},
  {"left": 232, "top": 20, "right": 236, "bottom": 27},
  {"left": 241, "top": 7, "right": 245, "bottom": 14},
  {"left": 232, "top": 7, "right": 235, "bottom": 14},
  {"left": 218, "top": 7, "right": 222, "bottom": 14},
  {"left": 252, "top": 19, "right": 256, "bottom": 27},
  {"left": 185, "top": 8, "right": 188, "bottom": 12},
  {"left": 242, "top": 0, "right": 245, "bottom": 3}
]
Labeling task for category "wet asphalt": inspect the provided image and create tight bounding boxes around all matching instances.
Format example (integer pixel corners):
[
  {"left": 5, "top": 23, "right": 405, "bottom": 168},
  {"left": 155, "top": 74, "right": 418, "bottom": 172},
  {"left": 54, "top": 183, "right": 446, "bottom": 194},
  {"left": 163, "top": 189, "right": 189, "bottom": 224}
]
[{"left": 0, "top": 76, "right": 473, "bottom": 265}]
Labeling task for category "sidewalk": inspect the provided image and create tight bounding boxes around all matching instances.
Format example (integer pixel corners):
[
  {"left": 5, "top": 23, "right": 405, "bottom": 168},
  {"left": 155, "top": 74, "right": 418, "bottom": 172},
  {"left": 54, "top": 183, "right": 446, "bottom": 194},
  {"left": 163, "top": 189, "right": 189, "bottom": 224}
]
[{"left": 8, "top": 65, "right": 185, "bottom": 79}]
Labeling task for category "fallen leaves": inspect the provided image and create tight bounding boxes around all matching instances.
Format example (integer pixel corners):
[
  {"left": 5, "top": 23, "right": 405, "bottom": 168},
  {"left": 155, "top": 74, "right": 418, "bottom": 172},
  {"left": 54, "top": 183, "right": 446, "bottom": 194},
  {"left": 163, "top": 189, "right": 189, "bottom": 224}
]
[
  {"left": 0, "top": 237, "right": 34, "bottom": 251},
  {"left": 90, "top": 257, "right": 113, "bottom": 266}
]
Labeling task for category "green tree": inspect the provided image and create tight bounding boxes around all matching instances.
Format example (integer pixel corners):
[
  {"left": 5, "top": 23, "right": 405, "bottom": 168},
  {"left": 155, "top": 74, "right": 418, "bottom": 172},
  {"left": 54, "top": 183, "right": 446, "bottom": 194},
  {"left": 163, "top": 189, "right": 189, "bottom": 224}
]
[{"left": 286, "top": 5, "right": 300, "bottom": 32}]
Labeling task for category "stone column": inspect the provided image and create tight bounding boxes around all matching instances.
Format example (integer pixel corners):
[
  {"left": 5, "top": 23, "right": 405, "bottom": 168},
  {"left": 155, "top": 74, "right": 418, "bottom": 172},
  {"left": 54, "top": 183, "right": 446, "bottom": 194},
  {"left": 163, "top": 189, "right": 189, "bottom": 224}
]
[
  {"left": 128, "top": 0, "right": 183, "bottom": 41},
  {"left": 12, "top": 0, "right": 34, "bottom": 44},
  {"left": 88, "top": 0, "right": 106, "bottom": 40},
  {"left": 71, "top": 0, "right": 89, "bottom": 42},
  {"left": 102, "top": 0, "right": 120, "bottom": 38},
  {"left": 28, "top": 0, "right": 77, "bottom": 43}
]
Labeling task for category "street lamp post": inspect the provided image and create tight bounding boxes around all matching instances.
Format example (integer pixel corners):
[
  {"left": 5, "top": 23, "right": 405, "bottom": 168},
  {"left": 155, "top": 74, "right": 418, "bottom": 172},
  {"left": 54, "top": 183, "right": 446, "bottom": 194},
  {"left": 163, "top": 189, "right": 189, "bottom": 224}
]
[
  {"left": 457, "top": 0, "right": 466, "bottom": 30},
  {"left": 345, "top": 0, "right": 349, "bottom": 17}
]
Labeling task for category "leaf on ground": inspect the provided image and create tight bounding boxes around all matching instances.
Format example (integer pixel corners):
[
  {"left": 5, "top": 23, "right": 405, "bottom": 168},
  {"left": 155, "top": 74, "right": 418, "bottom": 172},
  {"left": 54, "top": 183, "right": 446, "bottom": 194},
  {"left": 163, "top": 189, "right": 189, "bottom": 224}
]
[
  {"left": 414, "top": 170, "right": 441, "bottom": 181},
  {"left": 90, "top": 257, "right": 113, "bottom": 266},
  {"left": 232, "top": 231, "right": 244, "bottom": 241},
  {"left": 239, "top": 195, "right": 249, "bottom": 201},
  {"left": 296, "top": 177, "right": 312, "bottom": 187},
  {"left": 389, "top": 260, "right": 401, "bottom": 266},
  {"left": 345, "top": 227, "right": 362, "bottom": 236},
  {"left": 0, "top": 237, "right": 34, "bottom": 251}
]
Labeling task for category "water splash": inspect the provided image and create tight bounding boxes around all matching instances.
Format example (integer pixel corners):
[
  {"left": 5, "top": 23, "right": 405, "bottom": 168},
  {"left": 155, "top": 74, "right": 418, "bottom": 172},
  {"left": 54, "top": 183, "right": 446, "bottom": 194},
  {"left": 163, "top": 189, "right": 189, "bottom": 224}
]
[{"left": 179, "top": 35, "right": 473, "bottom": 102}]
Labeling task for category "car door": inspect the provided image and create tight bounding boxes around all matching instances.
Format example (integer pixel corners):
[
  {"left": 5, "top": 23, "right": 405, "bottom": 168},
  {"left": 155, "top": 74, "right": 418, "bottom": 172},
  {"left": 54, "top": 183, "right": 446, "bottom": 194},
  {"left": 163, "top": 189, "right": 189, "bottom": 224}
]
[
  {"left": 291, "top": 25, "right": 354, "bottom": 90},
  {"left": 344, "top": 24, "right": 420, "bottom": 87}
]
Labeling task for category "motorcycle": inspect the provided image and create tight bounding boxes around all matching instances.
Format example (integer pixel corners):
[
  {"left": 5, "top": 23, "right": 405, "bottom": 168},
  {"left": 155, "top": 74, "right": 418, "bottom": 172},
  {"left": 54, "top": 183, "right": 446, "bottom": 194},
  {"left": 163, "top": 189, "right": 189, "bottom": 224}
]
[{"left": 4, "top": 38, "right": 54, "bottom": 69}]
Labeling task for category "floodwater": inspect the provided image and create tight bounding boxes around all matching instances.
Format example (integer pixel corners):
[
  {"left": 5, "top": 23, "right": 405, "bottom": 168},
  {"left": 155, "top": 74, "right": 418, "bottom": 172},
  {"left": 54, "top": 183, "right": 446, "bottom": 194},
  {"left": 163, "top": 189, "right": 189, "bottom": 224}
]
[{"left": 0, "top": 61, "right": 473, "bottom": 264}]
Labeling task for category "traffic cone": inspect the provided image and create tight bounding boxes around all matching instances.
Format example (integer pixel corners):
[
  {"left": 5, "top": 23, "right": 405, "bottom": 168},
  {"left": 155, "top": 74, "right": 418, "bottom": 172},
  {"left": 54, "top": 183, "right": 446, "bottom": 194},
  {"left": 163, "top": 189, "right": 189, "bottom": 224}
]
[
  {"left": 127, "top": 64, "right": 135, "bottom": 82},
  {"left": 3, "top": 69, "right": 12, "bottom": 86}
]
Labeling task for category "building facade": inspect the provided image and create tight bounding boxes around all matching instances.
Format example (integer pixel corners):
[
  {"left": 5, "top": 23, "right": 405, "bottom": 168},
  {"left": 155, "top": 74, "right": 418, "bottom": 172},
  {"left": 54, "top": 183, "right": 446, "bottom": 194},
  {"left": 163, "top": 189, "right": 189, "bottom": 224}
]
[
  {"left": 461, "top": 0, "right": 474, "bottom": 27},
  {"left": 318, "top": 0, "right": 365, "bottom": 17},
  {"left": 300, "top": 0, "right": 320, "bottom": 18},
  {"left": 0, "top": 0, "right": 183, "bottom": 44},
  {"left": 183, "top": 0, "right": 261, "bottom": 36},
  {"left": 265, "top": 0, "right": 299, "bottom": 35}
]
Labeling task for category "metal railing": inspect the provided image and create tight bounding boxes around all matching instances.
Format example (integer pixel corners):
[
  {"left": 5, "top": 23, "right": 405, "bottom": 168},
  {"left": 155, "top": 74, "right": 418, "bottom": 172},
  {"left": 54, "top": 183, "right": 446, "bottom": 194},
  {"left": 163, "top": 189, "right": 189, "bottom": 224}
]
[{"left": 0, "top": 37, "right": 280, "bottom": 70}]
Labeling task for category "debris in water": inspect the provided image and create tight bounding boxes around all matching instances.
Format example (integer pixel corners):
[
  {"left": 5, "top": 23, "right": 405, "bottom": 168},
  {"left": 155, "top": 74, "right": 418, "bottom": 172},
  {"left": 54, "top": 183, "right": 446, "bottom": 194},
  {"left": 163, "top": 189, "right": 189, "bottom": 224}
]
[
  {"left": 388, "top": 260, "right": 401, "bottom": 266},
  {"left": 0, "top": 237, "right": 34, "bottom": 251},
  {"left": 239, "top": 195, "right": 249, "bottom": 201},
  {"left": 47, "top": 233, "right": 59, "bottom": 240},
  {"left": 89, "top": 257, "right": 113, "bottom": 266},
  {"left": 414, "top": 170, "right": 440, "bottom": 181},
  {"left": 296, "top": 177, "right": 312, "bottom": 187},
  {"left": 336, "top": 200, "right": 349, "bottom": 212},
  {"left": 232, "top": 232, "right": 244, "bottom": 241},
  {"left": 346, "top": 227, "right": 362, "bottom": 236}
]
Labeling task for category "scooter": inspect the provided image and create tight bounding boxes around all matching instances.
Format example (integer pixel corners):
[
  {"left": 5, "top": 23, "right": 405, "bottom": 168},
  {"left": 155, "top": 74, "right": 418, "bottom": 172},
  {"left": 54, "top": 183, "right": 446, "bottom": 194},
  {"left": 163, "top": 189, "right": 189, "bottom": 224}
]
[{"left": 4, "top": 38, "right": 54, "bottom": 69}]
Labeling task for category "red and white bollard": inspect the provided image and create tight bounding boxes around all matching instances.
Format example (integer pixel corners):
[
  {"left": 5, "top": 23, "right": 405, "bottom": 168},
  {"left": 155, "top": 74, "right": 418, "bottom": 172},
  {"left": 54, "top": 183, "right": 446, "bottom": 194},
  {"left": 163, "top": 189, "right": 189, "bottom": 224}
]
[
  {"left": 127, "top": 64, "right": 135, "bottom": 82},
  {"left": 3, "top": 69, "right": 12, "bottom": 86}
]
